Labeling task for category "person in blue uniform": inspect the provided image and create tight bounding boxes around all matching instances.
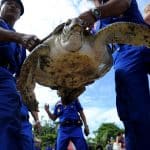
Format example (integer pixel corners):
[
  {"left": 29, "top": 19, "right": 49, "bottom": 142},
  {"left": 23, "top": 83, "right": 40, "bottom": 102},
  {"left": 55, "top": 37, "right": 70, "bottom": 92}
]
[
  {"left": 44, "top": 98, "right": 89, "bottom": 150},
  {"left": 78, "top": 0, "right": 150, "bottom": 149},
  {"left": 0, "top": 0, "right": 41, "bottom": 149}
]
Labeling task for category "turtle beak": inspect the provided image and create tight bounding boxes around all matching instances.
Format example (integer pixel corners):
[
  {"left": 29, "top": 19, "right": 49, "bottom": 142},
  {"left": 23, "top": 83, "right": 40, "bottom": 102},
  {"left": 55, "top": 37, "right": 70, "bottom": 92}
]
[
  {"left": 69, "top": 18, "right": 83, "bottom": 32},
  {"left": 71, "top": 24, "right": 82, "bottom": 32},
  {"left": 60, "top": 18, "right": 83, "bottom": 52}
]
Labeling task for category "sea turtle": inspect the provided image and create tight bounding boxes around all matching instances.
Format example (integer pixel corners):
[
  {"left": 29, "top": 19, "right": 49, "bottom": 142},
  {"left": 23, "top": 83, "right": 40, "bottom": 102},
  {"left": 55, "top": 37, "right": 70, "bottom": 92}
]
[{"left": 17, "top": 18, "right": 150, "bottom": 111}]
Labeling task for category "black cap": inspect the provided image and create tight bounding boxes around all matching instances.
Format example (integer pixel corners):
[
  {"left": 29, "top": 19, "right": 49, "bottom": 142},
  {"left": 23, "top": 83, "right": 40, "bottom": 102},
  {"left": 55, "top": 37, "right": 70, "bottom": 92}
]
[{"left": 1, "top": 0, "right": 24, "bottom": 16}]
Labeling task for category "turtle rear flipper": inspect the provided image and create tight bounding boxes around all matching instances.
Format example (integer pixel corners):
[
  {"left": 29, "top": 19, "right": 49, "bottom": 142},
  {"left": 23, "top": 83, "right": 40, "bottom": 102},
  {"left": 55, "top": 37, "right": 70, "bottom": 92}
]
[{"left": 95, "top": 22, "right": 150, "bottom": 48}]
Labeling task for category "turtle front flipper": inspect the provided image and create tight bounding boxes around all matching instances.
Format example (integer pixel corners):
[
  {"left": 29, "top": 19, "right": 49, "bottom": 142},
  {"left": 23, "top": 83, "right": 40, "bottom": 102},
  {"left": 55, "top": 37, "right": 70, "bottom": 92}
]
[
  {"left": 17, "top": 44, "right": 50, "bottom": 111},
  {"left": 95, "top": 22, "right": 150, "bottom": 48}
]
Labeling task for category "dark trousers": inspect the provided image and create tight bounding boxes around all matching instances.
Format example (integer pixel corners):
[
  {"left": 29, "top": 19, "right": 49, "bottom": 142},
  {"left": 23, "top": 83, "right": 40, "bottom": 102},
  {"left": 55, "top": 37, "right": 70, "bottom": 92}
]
[
  {"left": 124, "top": 121, "right": 150, "bottom": 150},
  {"left": 0, "top": 78, "right": 21, "bottom": 150}
]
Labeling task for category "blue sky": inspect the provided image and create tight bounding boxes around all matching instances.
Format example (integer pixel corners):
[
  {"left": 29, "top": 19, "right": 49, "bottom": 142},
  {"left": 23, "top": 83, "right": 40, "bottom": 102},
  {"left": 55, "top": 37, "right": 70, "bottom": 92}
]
[{"left": 14, "top": 0, "right": 149, "bottom": 137}]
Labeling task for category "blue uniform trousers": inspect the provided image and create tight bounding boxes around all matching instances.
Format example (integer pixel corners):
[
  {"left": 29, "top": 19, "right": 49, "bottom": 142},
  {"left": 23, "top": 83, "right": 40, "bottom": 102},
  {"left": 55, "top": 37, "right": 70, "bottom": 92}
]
[
  {"left": 19, "top": 120, "right": 35, "bottom": 150},
  {"left": 19, "top": 99, "right": 35, "bottom": 150},
  {"left": 114, "top": 48, "right": 150, "bottom": 149},
  {"left": 115, "top": 69, "right": 150, "bottom": 121},
  {"left": 0, "top": 71, "right": 21, "bottom": 150},
  {"left": 0, "top": 68, "right": 35, "bottom": 150},
  {"left": 56, "top": 126, "right": 88, "bottom": 150},
  {"left": 124, "top": 121, "right": 150, "bottom": 150}
]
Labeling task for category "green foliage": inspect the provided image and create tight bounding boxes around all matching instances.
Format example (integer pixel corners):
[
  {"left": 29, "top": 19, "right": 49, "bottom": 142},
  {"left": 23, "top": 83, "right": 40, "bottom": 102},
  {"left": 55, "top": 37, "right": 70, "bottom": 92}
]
[
  {"left": 94, "top": 123, "right": 124, "bottom": 147},
  {"left": 34, "top": 121, "right": 58, "bottom": 149},
  {"left": 87, "top": 137, "right": 96, "bottom": 144},
  {"left": 86, "top": 137, "right": 97, "bottom": 149}
]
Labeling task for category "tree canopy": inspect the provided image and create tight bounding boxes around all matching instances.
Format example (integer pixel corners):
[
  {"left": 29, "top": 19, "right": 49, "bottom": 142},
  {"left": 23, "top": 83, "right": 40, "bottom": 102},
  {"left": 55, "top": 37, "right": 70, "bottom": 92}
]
[{"left": 93, "top": 122, "right": 124, "bottom": 147}]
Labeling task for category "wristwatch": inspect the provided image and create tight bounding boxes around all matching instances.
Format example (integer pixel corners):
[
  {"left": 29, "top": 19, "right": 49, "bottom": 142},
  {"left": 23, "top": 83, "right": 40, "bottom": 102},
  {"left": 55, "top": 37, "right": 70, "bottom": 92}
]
[{"left": 91, "top": 8, "right": 101, "bottom": 21}]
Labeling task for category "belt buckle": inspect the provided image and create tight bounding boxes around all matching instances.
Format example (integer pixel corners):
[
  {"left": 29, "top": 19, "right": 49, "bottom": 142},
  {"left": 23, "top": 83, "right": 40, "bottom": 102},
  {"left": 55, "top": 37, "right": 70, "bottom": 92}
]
[{"left": 13, "top": 73, "right": 16, "bottom": 77}]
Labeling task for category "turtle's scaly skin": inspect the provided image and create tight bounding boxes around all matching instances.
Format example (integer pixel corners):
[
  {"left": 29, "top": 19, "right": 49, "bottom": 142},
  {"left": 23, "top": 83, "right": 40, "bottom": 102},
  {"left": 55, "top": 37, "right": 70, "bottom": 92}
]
[{"left": 17, "top": 18, "right": 150, "bottom": 110}]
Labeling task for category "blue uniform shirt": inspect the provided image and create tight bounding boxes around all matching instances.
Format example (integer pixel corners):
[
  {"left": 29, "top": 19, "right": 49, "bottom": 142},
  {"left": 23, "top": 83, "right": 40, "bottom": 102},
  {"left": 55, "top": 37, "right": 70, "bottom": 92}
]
[
  {"left": 54, "top": 99, "right": 83, "bottom": 123},
  {"left": 0, "top": 18, "right": 26, "bottom": 78}
]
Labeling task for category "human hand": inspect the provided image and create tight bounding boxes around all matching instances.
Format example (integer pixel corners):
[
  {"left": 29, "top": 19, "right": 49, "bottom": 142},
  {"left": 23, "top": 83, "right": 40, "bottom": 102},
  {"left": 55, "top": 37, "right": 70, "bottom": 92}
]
[
  {"left": 84, "top": 125, "right": 90, "bottom": 136},
  {"left": 44, "top": 104, "right": 49, "bottom": 112},
  {"left": 20, "top": 34, "right": 41, "bottom": 51},
  {"left": 34, "top": 120, "right": 42, "bottom": 134},
  {"left": 78, "top": 10, "right": 96, "bottom": 29}
]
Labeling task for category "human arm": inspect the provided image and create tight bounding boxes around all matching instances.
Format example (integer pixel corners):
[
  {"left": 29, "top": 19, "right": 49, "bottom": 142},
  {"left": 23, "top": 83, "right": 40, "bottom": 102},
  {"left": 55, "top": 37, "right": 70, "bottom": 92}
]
[
  {"left": 0, "top": 27, "right": 40, "bottom": 51},
  {"left": 44, "top": 104, "right": 57, "bottom": 121},
  {"left": 79, "top": 0, "right": 131, "bottom": 27},
  {"left": 30, "top": 111, "right": 42, "bottom": 133},
  {"left": 79, "top": 110, "right": 89, "bottom": 136},
  {"left": 75, "top": 99, "right": 89, "bottom": 136}
]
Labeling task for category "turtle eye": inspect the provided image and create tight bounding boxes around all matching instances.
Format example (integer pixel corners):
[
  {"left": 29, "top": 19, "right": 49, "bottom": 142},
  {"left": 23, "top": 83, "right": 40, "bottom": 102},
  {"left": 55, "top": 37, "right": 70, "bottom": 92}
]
[{"left": 65, "top": 19, "right": 71, "bottom": 26}]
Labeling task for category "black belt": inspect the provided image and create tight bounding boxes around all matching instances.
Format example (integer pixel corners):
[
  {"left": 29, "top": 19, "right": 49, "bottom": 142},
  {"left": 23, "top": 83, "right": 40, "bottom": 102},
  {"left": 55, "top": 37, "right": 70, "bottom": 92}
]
[
  {"left": 0, "top": 62, "right": 10, "bottom": 69},
  {"left": 60, "top": 119, "right": 83, "bottom": 127},
  {"left": 21, "top": 115, "right": 29, "bottom": 121}
]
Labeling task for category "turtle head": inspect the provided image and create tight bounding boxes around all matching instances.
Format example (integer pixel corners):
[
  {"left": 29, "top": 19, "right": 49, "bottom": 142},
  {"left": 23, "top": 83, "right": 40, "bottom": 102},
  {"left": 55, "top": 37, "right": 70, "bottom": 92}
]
[
  {"left": 57, "top": 87, "right": 85, "bottom": 105},
  {"left": 60, "top": 18, "right": 84, "bottom": 52}
]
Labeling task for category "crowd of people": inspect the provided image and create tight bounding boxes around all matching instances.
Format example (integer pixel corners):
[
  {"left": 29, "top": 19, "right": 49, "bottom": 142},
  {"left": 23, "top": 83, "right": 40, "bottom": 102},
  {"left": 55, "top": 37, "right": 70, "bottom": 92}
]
[
  {"left": 0, "top": 0, "right": 149, "bottom": 149},
  {"left": 105, "top": 133, "right": 125, "bottom": 150}
]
